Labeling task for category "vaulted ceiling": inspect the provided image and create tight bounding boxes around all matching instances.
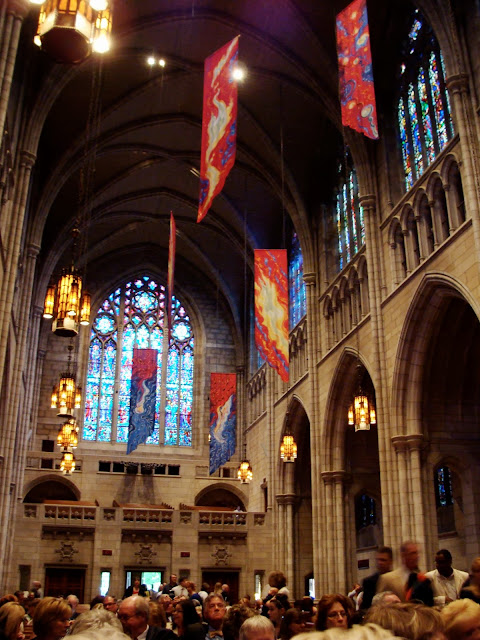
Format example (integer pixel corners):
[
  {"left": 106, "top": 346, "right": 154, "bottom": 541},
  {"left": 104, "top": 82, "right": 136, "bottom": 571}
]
[{"left": 18, "top": 0, "right": 416, "bottom": 343}]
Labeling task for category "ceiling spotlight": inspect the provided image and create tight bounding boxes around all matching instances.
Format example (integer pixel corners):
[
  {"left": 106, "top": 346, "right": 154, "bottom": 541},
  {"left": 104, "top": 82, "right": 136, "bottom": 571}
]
[
  {"left": 29, "top": 0, "right": 44, "bottom": 5},
  {"left": 232, "top": 65, "right": 246, "bottom": 81},
  {"left": 147, "top": 56, "right": 156, "bottom": 66},
  {"left": 159, "top": 58, "right": 166, "bottom": 67}
]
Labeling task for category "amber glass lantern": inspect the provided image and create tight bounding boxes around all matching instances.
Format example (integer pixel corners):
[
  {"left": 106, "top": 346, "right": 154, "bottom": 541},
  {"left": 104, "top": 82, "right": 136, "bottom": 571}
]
[
  {"left": 57, "top": 418, "right": 79, "bottom": 449},
  {"left": 280, "top": 434, "right": 297, "bottom": 462}
]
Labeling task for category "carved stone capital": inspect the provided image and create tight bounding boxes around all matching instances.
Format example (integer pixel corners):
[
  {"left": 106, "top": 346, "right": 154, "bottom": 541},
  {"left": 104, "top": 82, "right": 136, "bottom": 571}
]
[
  {"left": 391, "top": 434, "right": 409, "bottom": 453},
  {"left": 446, "top": 73, "right": 469, "bottom": 95},
  {"left": 358, "top": 194, "right": 376, "bottom": 211},
  {"left": 7, "top": 0, "right": 30, "bottom": 19},
  {"left": 303, "top": 272, "right": 316, "bottom": 287}
]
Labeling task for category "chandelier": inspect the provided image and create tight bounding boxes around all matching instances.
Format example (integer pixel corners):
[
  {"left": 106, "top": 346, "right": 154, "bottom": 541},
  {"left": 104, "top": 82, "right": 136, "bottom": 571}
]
[
  {"left": 30, "top": 0, "right": 113, "bottom": 64},
  {"left": 57, "top": 418, "right": 79, "bottom": 449},
  {"left": 60, "top": 449, "right": 76, "bottom": 474},
  {"left": 237, "top": 459, "right": 253, "bottom": 484},
  {"left": 43, "top": 265, "right": 91, "bottom": 337},
  {"left": 280, "top": 434, "right": 297, "bottom": 462},
  {"left": 51, "top": 345, "right": 82, "bottom": 417},
  {"left": 348, "top": 360, "right": 376, "bottom": 432}
]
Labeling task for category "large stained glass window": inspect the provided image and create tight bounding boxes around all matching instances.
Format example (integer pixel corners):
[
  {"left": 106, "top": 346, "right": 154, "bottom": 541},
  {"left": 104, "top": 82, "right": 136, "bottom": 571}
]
[
  {"left": 397, "top": 11, "right": 454, "bottom": 190},
  {"left": 83, "top": 276, "right": 194, "bottom": 447},
  {"left": 335, "top": 154, "right": 365, "bottom": 272},
  {"left": 288, "top": 232, "right": 306, "bottom": 329}
]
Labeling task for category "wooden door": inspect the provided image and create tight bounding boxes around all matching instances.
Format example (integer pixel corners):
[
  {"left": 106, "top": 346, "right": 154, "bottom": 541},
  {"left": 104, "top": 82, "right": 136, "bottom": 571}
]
[
  {"left": 201, "top": 570, "right": 239, "bottom": 605},
  {"left": 44, "top": 567, "right": 85, "bottom": 601}
]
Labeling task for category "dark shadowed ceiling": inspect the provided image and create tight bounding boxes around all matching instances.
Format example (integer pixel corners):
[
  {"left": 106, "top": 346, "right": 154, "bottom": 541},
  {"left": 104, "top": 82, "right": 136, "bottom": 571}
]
[{"left": 18, "top": 0, "right": 415, "bottom": 344}]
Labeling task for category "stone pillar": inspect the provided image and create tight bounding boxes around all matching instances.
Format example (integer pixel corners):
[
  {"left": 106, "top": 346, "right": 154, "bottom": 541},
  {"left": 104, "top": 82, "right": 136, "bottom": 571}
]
[
  {"left": 333, "top": 471, "right": 347, "bottom": 593},
  {"left": 321, "top": 471, "right": 334, "bottom": 593},
  {"left": 407, "top": 434, "right": 426, "bottom": 556},
  {"left": 446, "top": 74, "right": 480, "bottom": 261},
  {"left": 0, "top": 0, "right": 30, "bottom": 140},
  {"left": 359, "top": 195, "right": 396, "bottom": 546},
  {"left": 391, "top": 435, "right": 410, "bottom": 545}
]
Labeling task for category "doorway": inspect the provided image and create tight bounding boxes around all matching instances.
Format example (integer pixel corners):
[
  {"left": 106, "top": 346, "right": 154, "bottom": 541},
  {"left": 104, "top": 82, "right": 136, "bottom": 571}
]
[
  {"left": 201, "top": 570, "right": 239, "bottom": 604},
  {"left": 45, "top": 567, "right": 85, "bottom": 601}
]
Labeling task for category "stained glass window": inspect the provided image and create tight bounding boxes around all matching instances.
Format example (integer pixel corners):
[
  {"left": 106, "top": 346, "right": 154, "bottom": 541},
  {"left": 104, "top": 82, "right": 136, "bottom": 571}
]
[
  {"left": 83, "top": 276, "right": 194, "bottom": 447},
  {"left": 288, "top": 232, "right": 307, "bottom": 329},
  {"left": 355, "top": 493, "right": 376, "bottom": 530},
  {"left": 435, "top": 465, "right": 454, "bottom": 507},
  {"left": 397, "top": 11, "right": 454, "bottom": 189},
  {"left": 335, "top": 153, "right": 364, "bottom": 273}
]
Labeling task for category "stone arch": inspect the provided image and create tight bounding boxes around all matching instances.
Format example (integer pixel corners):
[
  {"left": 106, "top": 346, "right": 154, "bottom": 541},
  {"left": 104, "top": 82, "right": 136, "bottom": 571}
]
[
  {"left": 389, "top": 218, "right": 407, "bottom": 286},
  {"left": 23, "top": 474, "right": 81, "bottom": 503},
  {"left": 444, "top": 158, "right": 466, "bottom": 228},
  {"left": 416, "top": 190, "right": 435, "bottom": 256},
  {"left": 428, "top": 174, "right": 450, "bottom": 244},
  {"left": 391, "top": 272, "right": 480, "bottom": 438},
  {"left": 194, "top": 483, "right": 247, "bottom": 510}
]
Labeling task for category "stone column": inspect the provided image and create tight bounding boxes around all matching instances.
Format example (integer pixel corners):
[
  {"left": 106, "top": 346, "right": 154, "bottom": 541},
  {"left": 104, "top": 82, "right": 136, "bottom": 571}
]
[
  {"left": 333, "top": 471, "right": 347, "bottom": 593},
  {"left": 391, "top": 435, "right": 410, "bottom": 545},
  {"left": 321, "top": 471, "right": 334, "bottom": 593},
  {"left": 0, "top": 0, "right": 30, "bottom": 140},
  {"left": 407, "top": 434, "right": 426, "bottom": 556}
]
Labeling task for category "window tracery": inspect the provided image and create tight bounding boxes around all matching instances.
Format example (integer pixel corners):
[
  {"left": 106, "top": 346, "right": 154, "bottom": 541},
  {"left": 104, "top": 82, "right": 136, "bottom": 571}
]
[
  {"left": 289, "top": 232, "right": 306, "bottom": 329},
  {"left": 335, "top": 154, "right": 364, "bottom": 272},
  {"left": 397, "top": 11, "right": 454, "bottom": 190},
  {"left": 83, "top": 276, "right": 194, "bottom": 447}
]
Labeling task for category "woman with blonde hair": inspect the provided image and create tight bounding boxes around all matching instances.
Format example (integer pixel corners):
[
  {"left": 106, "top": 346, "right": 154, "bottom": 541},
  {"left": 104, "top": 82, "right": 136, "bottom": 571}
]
[
  {"left": 441, "top": 598, "right": 480, "bottom": 640},
  {"left": 0, "top": 602, "right": 26, "bottom": 640},
  {"left": 33, "top": 597, "right": 71, "bottom": 640},
  {"left": 460, "top": 557, "right": 480, "bottom": 604}
]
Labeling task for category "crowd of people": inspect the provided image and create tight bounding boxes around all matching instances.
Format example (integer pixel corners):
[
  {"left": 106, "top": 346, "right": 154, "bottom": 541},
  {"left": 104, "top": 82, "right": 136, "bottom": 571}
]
[{"left": 0, "top": 544, "right": 479, "bottom": 640}]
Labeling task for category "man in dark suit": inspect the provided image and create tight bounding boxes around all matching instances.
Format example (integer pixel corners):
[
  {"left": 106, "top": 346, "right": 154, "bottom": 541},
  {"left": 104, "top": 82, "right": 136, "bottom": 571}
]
[
  {"left": 376, "top": 540, "right": 432, "bottom": 603},
  {"left": 162, "top": 574, "right": 178, "bottom": 596},
  {"left": 202, "top": 594, "right": 227, "bottom": 640},
  {"left": 361, "top": 546, "right": 393, "bottom": 609},
  {"left": 119, "top": 595, "right": 176, "bottom": 640}
]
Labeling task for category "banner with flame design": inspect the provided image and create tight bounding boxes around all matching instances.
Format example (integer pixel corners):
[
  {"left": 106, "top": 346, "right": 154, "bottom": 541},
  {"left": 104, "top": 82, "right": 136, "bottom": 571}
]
[
  {"left": 336, "top": 0, "right": 378, "bottom": 139},
  {"left": 198, "top": 36, "right": 239, "bottom": 223},
  {"left": 127, "top": 348, "right": 157, "bottom": 454},
  {"left": 254, "top": 250, "right": 289, "bottom": 382},
  {"left": 209, "top": 373, "right": 237, "bottom": 475},
  {"left": 167, "top": 211, "right": 176, "bottom": 335}
]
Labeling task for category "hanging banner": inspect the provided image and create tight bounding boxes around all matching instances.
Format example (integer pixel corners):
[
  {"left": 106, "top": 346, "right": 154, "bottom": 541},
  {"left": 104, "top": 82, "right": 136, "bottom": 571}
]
[
  {"left": 209, "top": 373, "right": 236, "bottom": 475},
  {"left": 127, "top": 348, "right": 157, "bottom": 454},
  {"left": 198, "top": 36, "right": 239, "bottom": 223},
  {"left": 254, "top": 249, "right": 289, "bottom": 382},
  {"left": 336, "top": 0, "right": 378, "bottom": 139},
  {"left": 167, "top": 211, "right": 176, "bottom": 335}
]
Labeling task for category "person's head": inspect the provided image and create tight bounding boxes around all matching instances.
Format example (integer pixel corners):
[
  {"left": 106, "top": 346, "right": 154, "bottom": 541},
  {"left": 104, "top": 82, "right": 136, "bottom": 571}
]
[
  {"left": 67, "top": 629, "right": 130, "bottom": 640},
  {"left": 173, "top": 598, "right": 200, "bottom": 632},
  {"left": 203, "top": 595, "right": 227, "bottom": 630},
  {"left": 158, "top": 594, "right": 173, "bottom": 614},
  {"left": 281, "top": 608, "right": 305, "bottom": 640},
  {"left": 222, "top": 585, "right": 229, "bottom": 593},
  {"left": 89, "top": 597, "right": 104, "bottom": 610},
  {"left": 70, "top": 608, "right": 123, "bottom": 635},
  {"left": 13, "top": 592, "right": 25, "bottom": 604},
  {"left": 33, "top": 596, "right": 72, "bottom": 640},
  {"left": 239, "top": 615, "right": 275, "bottom": 640},
  {"left": 376, "top": 547, "right": 393, "bottom": 574},
  {"left": 371, "top": 592, "right": 401, "bottom": 607},
  {"left": 315, "top": 594, "right": 353, "bottom": 631},
  {"left": 0, "top": 596, "right": 18, "bottom": 608},
  {"left": 222, "top": 604, "right": 256, "bottom": 640},
  {"left": 67, "top": 596, "right": 79, "bottom": 612},
  {"left": 103, "top": 596, "right": 119, "bottom": 614},
  {"left": 118, "top": 595, "right": 150, "bottom": 639},
  {"left": 0, "top": 602, "right": 26, "bottom": 640},
  {"left": 266, "top": 598, "right": 286, "bottom": 627},
  {"left": 471, "top": 557, "right": 480, "bottom": 585},
  {"left": 268, "top": 572, "right": 287, "bottom": 590},
  {"left": 365, "top": 602, "right": 444, "bottom": 640},
  {"left": 400, "top": 541, "right": 420, "bottom": 571},
  {"left": 442, "top": 598, "right": 480, "bottom": 640},
  {"left": 169, "top": 575, "right": 178, "bottom": 585},
  {"left": 133, "top": 577, "right": 141, "bottom": 588},
  {"left": 293, "top": 624, "right": 400, "bottom": 640},
  {"left": 435, "top": 550, "right": 453, "bottom": 577},
  {"left": 148, "top": 601, "right": 167, "bottom": 628}
]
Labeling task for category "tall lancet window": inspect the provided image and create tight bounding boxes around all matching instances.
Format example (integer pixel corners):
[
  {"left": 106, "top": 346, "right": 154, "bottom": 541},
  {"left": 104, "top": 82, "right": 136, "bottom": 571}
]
[
  {"left": 83, "top": 276, "right": 194, "bottom": 446},
  {"left": 397, "top": 11, "right": 454, "bottom": 190},
  {"left": 335, "top": 152, "right": 364, "bottom": 272},
  {"left": 289, "top": 232, "right": 306, "bottom": 329}
]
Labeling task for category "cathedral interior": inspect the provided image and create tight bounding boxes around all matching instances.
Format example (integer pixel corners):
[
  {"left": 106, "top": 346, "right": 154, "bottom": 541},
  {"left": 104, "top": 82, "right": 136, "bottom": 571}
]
[{"left": 0, "top": 0, "right": 479, "bottom": 603}]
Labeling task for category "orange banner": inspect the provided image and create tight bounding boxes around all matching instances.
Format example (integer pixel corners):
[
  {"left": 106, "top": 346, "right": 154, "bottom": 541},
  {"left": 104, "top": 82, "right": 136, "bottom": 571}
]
[{"left": 254, "top": 250, "right": 289, "bottom": 382}]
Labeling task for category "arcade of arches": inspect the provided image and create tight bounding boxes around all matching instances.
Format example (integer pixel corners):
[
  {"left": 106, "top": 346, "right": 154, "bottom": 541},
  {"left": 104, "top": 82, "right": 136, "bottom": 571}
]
[{"left": 0, "top": 0, "right": 479, "bottom": 601}]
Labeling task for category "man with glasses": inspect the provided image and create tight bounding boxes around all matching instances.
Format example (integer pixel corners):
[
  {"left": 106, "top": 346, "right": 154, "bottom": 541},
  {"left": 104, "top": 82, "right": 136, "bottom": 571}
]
[
  {"left": 118, "top": 595, "right": 175, "bottom": 640},
  {"left": 104, "top": 595, "right": 119, "bottom": 615}
]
